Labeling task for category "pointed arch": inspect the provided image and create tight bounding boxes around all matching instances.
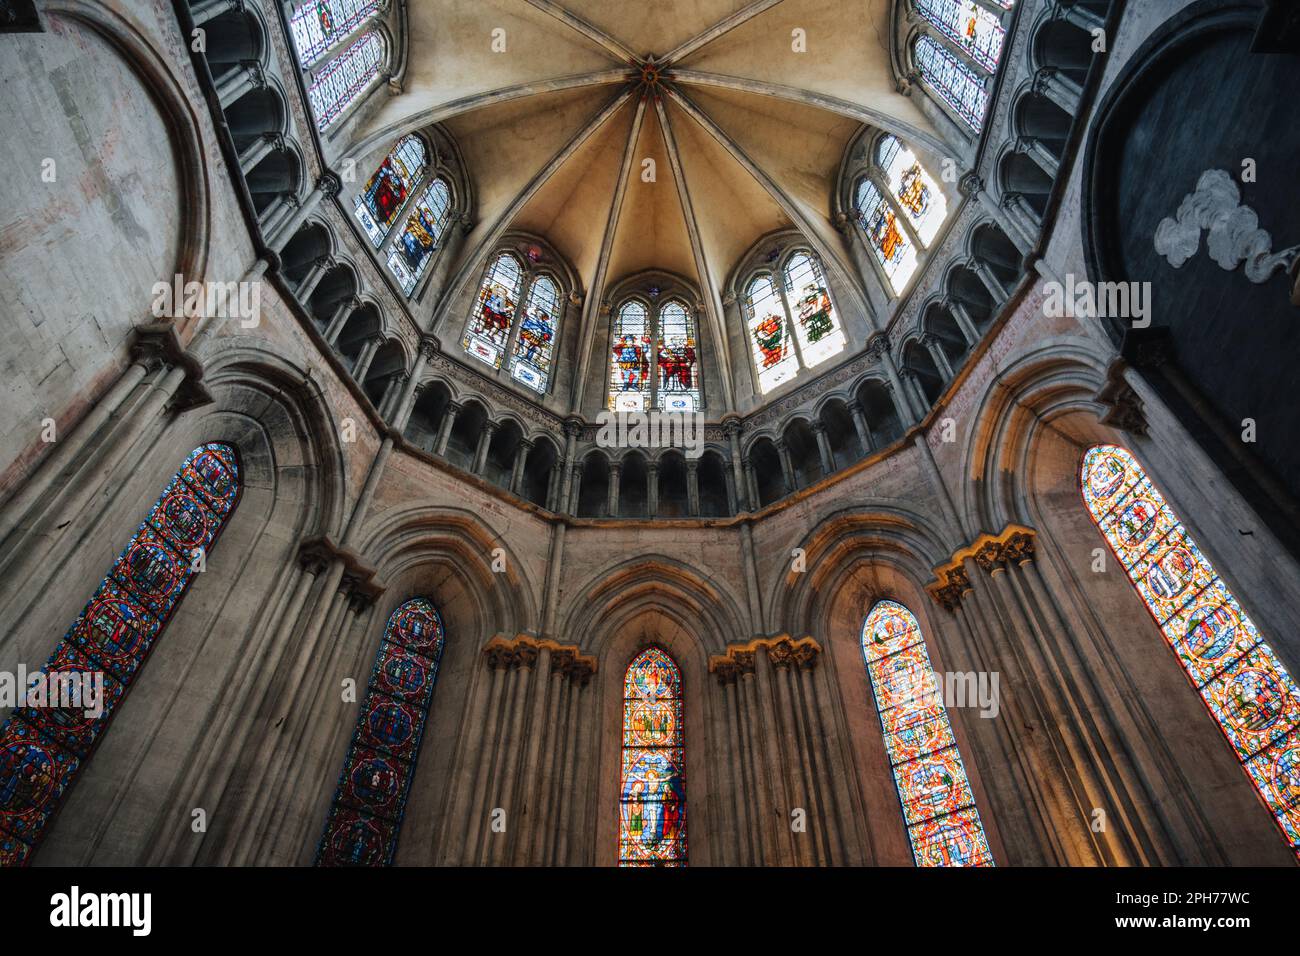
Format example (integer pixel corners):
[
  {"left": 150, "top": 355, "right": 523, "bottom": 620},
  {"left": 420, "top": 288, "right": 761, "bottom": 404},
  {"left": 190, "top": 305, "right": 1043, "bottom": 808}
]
[
  {"left": 861, "top": 599, "right": 993, "bottom": 866},
  {"left": 619, "top": 646, "right": 688, "bottom": 866},
  {"left": 0, "top": 443, "right": 242, "bottom": 866},
  {"left": 316, "top": 597, "right": 447, "bottom": 866},
  {"left": 1081, "top": 444, "right": 1300, "bottom": 857}
]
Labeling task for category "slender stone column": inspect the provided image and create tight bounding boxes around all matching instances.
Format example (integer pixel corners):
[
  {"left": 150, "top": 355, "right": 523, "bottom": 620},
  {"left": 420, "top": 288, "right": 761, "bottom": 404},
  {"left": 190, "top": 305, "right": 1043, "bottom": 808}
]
[
  {"left": 1019, "top": 136, "right": 1061, "bottom": 179},
  {"left": 510, "top": 646, "right": 550, "bottom": 863},
  {"left": 739, "top": 662, "right": 778, "bottom": 864},
  {"left": 268, "top": 174, "right": 341, "bottom": 253},
  {"left": 1035, "top": 66, "right": 1083, "bottom": 114},
  {"left": 216, "top": 60, "right": 263, "bottom": 108},
  {"left": 438, "top": 651, "right": 496, "bottom": 863},
  {"left": 349, "top": 339, "right": 380, "bottom": 385},
  {"left": 797, "top": 654, "right": 845, "bottom": 864},
  {"left": 557, "top": 666, "right": 590, "bottom": 864},
  {"left": 477, "top": 655, "right": 523, "bottom": 863},
  {"left": 293, "top": 255, "right": 332, "bottom": 304},
  {"left": 686, "top": 460, "right": 700, "bottom": 516},
  {"left": 568, "top": 462, "right": 585, "bottom": 514},
  {"left": 542, "top": 673, "right": 572, "bottom": 864},
  {"left": 191, "top": 0, "right": 241, "bottom": 25},
  {"left": 607, "top": 462, "right": 621, "bottom": 516},
  {"left": 509, "top": 439, "right": 532, "bottom": 494},
  {"left": 724, "top": 419, "right": 748, "bottom": 511},
  {"left": 775, "top": 439, "right": 796, "bottom": 494},
  {"left": 870, "top": 335, "right": 921, "bottom": 425},
  {"left": 743, "top": 457, "right": 759, "bottom": 511},
  {"left": 322, "top": 296, "right": 357, "bottom": 346},
  {"left": 491, "top": 647, "right": 537, "bottom": 864},
  {"left": 716, "top": 667, "right": 752, "bottom": 865},
  {"left": 238, "top": 132, "right": 280, "bottom": 175},
  {"left": 848, "top": 399, "right": 873, "bottom": 456},
  {"left": 971, "top": 258, "right": 1009, "bottom": 304},
  {"left": 463, "top": 651, "right": 509, "bottom": 864},
  {"left": 811, "top": 420, "right": 835, "bottom": 476},
  {"left": 558, "top": 419, "right": 582, "bottom": 514},
  {"left": 472, "top": 421, "right": 496, "bottom": 476},
  {"left": 943, "top": 296, "right": 982, "bottom": 346},
  {"left": 770, "top": 645, "right": 814, "bottom": 865},
  {"left": 646, "top": 462, "right": 659, "bottom": 516},
  {"left": 922, "top": 332, "right": 955, "bottom": 380},
  {"left": 434, "top": 401, "right": 459, "bottom": 457},
  {"left": 754, "top": 647, "right": 796, "bottom": 865},
  {"left": 523, "top": 654, "right": 567, "bottom": 864}
]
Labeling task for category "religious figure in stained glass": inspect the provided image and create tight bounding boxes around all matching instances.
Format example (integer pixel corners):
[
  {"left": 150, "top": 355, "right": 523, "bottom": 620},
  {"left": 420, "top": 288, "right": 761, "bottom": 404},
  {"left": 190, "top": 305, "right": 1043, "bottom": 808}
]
[
  {"left": 861, "top": 600, "right": 994, "bottom": 867},
  {"left": 508, "top": 275, "right": 559, "bottom": 393},
  {"left": 0, "top": 443, "right": 241, "bottom": 866},
  {"left": 355, "top": 136, "right": 426, "bottom": 247},
  {"left": 655, "top": 300, "right": 700, "bottom": 412},
  {"left": 619, "top": 647, "right": 687, "bottom": 865},
  {"left": 463, "top": 253, "right": 523, "bottom": 369},
  {"left": 609, "top": 300, "right": 652, "bottom": 411},
  {"left": 387, "top": 179, "right": 451, "bottom": 295},
  {"left": 1081, "top": 445, "right": 1300, "bottom": 857},
  {"left": 317, "top": 598, "right": 446, "bottom": 867}
]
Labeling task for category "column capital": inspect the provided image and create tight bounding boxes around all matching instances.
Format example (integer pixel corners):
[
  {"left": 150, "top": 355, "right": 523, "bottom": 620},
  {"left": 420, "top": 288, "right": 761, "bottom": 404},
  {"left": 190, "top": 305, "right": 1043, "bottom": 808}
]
[
  {"left": 709, "top": 635, "right": 821, "bottom": 677},
  {"left": 865, "top": 331, "right": 891, "bottom": 360},
  {"left": 318, "top": 171, "right": 343, "bottom": 198}
]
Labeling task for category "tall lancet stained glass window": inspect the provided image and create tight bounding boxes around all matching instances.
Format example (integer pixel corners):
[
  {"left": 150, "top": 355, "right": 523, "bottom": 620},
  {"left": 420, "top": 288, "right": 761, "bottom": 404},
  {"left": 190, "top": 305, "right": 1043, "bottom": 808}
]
[
  {"left": 463, "top": 253, "right": 524, "bottom": 369},
  {"left": 510, "top": 274, "right": 559, "bottom": 393},
  {"left": 387, "top": 178, "right": 452, "bottom": 295},
  {"left": 784, "top": 252, "right": 846, "bottom": 367},
  {"left": 861, "top": 600, "right": 994, "bottom": 866},
  {"left": 656, "top": 300, "right": 700, "bottom": 413},
  {"left": 914, "top": 35, "right": 989, "bottom": 131},
  {"left": 317, "top": 598, "right": 446, "bottom": 866},
  {"left": 609, "top": 300, "right": 652, "bottom": 411},
  {"left": 878, "top": 135, "right": 947, "bottom": 247},
  {"left": 289, "top": 0, "right": 381, "bottom": 67},
  {"left": 855, "top": 178, "right": 917, "bottom": 294},
  {"left": 306, "top": 31, "right": 383, "bottom": 131},
  {"left": 0, "top": 443, "right": 241, "bottom": 866},
  {"left": 619, "top": 647, "right": 687, "bottom": 865},
  {"left": 355, "top": 135, "right": 427, "bottom": 247},
  {"left": 1081, "top": 445, "right": 1300, "bottom": 856},
  {"left": 746, "top": 274, "right": 798, "bottom": 393},
  {"left": 915, "top": 0, "right": 1007, "bottom": 72}
]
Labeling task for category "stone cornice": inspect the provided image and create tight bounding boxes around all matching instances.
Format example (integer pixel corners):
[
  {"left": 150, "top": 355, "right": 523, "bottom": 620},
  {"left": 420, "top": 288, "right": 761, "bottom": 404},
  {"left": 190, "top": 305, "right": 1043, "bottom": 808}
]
[
  {"left": 709, "top": 634, "right": 822, "bottom": 682},
  {"left": 926, "top": 523, "right": 1037, "bottom": 608},
  {"left": 482, "top": 633, "right": 596, "bottom": 682}
]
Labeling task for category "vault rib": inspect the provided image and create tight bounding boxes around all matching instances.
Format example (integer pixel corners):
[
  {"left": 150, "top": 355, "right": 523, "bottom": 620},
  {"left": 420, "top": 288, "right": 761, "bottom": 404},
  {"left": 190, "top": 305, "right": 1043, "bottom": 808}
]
[
  {"left": 523, "top": 0, "right": 641, "bottom": 65},
  {"left": 660, "top": 0, "right": 787, "bottom": 67}
]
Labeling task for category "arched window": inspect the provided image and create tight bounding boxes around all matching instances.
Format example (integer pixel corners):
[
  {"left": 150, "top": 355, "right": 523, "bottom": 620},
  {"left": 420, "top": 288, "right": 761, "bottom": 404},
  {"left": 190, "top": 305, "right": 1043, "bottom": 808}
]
[
  {"left": 316, "top": 597, "right": 446, "bottom": 866},
  {"left": 306, "top": 31, "right": 384, "bottom": 131},
  {"left": 655, "top": 300, "right": 700, "bottom": 413},
  {"left": 355, "top": 134, "right": 427, "bottom": 247},
  {"left": 913, "top": 34, "right": 989, "bottom": 132},
  {"left": 784, "top": 252, "right": 846, "bottom": 367},
  {"left": 877, "top": 135, "right": 948, "bottom": 247},
  {"left": 0, "top": 443, "right": 241, "bottom": 866},
  {"left": 745, "top": 274, "right": 798, "bottom": 394},
  {"left": 855, "top": 179, "right": 916, "bottom": 294},
  {"left": 1081, "top": 445, "right": 1300, "bottom": 856},
  {"left": 915, "top": 0, "right": 1008, "bottom": 73},
  {"left": 609, "top": 300, "right": 652, "bottom": 411},
  {"left": 386, "top": 179, "right": 452, "bottom": 295},
  {"left": 510, "top": 274, "right": 560, "bottom": 393},
  {"left": 463, "top": 253, "right": 524, "bottom": 369},
  {"left": 861, "top": 600, "right": 994, "bottom": 866},
  {"left": 619, "top": 647, "right": 687, "bottom": 866},
  {"left": 289, "top": 0, "right": 382, "bottom": 68}
]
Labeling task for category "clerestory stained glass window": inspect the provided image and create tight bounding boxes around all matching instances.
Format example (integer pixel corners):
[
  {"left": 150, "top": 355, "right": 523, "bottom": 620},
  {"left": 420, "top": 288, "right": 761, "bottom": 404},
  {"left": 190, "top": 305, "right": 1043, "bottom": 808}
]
[
  {"left": 855, "top": 179, "right": 918, "bottom": 294},
  {"left": 386, "top": 178, "right": 452, "bottom": 295},
  {"left": 0, "top": 443, "right": 241, "bottom": 866},
  {"left": 510, "top": 274, "right": 560, "bottom": 393},
  {"left": 463, "top": 253, "right": 524, "bottom": 369},
  {"left": 862, "top": 599, "right": 994, "bottom": 867},
  {"left": 289, "top": 0, "right": 382, "bottom": 68},
  {"left": 316, "top": 597, "right": 446, "bottom": 866},
  {"left": 655, "top": 300, "right": 700, "bottom": 413},
  {"left": 619, "top": 646, "right": 687, "bottom": 866},
  {"left": 307, "top": 31, "right": 384, "bottom": 131},
  {"left": 784, "top": 252, "right": 846, "bottom": 368},
  {"left": 1081, "top": 444, "right": 1300, "bottom": 857},
  {"left": 914, "top": 34, "right": 989, "bottom": 131},
  {"left": 745, "top": 274, "right": 799, "bottom": 394},
  {"left": 878, "top": 135, "right": 947, "bottom": 248},
  {"left": 609, "top": 300, "right": 652, "bottom": 412},
  {"left": 915, "top": 0, "right": 1007, "bottom": 73},
  {"left": 355, "top": 135, "right": 427, "bottom": 248}
]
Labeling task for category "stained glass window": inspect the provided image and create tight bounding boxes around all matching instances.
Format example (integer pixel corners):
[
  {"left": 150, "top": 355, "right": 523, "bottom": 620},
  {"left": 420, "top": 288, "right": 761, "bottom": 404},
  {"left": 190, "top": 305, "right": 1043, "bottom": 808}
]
[
  {"left": 355, "top": 135, "right": 427, "bottom": 248},
  {"left": 1081, "top": 445, "right": 1300, "bottom": 857},
  {"left": 386, "top": 179, "right": 452, "bottom": 295},
  {"left": 861, "top": 600, "right": 994, "bottom": 867},
  {"left": 619, "top": 647, "right": 687, "bottom": 866},
  {"left": 745, "top": 274, "right": 799, "bottom": 393},
  {"left": 289, "top": 0, "right": 381, "bottom": 68},
  {"left": 656, "top": 300, "right": 700, "bottom": 413},
  {"left": 784, "top": 252, "right": 846, "bottom": 368},
  {"left": 878, "top": 135, "right": 947, "bottom": 247},
  {"left": 609, "top": 300, "right": 652, "bottom": 412},
  {"left": 306, "top": 31, "right": 384, "bottom": 131},
  {"left": 463, "top": 253, "right": 524, "bottom": 369},
  {"left": 914, "top": 35, "right": 989, "bottom": 131},
  {"left": 0, "top": 443, "right": 241, "bottom": 867},
  {"left": 316, "top": 597, "right": 445, "bottom": 866},
  {"left": 855, "top": 179, "right": 918, "bottom": 294},
  {"left": 510, "top": 274, "right": 560, "bottom": 393},
  {"left": 915, "top": 0, "right": 1007, "bottom": 72}
]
